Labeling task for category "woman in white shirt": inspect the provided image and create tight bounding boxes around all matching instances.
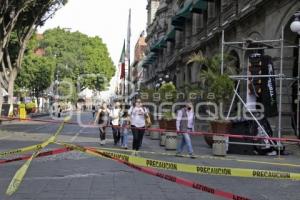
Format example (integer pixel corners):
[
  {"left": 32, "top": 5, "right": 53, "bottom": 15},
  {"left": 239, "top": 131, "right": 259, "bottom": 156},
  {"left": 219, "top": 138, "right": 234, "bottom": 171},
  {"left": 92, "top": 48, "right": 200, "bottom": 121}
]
[{"left": 128, "top": 98, "right": 148, "bottom": 151}]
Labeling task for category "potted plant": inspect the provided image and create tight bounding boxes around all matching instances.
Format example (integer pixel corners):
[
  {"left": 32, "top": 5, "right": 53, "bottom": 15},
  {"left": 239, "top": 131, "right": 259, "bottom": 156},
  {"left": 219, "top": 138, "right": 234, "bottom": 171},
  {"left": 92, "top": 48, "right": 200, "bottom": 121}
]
[
  {"left": 158, "top": 82, "right": 177, "bottom": 130},
  {"left": 25, "top": 102, "right": 36, "bottom": 114},
  {"left": 187, "top": 51, "right": 236, "bottom": 147}
]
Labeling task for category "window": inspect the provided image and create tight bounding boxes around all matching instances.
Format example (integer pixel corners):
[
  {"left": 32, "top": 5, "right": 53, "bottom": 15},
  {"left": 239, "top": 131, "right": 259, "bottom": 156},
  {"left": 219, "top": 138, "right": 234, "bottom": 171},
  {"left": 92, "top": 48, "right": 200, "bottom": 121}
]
[
  {"left": 208, "top": 0, "right": 221, "bottom": 19},
  {"left": 208, "top": 1, "right": 216, "bottom": 19}
]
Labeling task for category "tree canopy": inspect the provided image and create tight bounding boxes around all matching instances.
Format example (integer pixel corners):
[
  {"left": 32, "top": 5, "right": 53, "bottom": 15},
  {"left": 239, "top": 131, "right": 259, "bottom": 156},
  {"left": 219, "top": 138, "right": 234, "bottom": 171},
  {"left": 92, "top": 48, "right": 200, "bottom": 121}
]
[
  {"left": 15, "top": 28, "right": 116, "bottom": 101},
  {"left": 0, "top": 0, "right": 67, "bottom": 109}
]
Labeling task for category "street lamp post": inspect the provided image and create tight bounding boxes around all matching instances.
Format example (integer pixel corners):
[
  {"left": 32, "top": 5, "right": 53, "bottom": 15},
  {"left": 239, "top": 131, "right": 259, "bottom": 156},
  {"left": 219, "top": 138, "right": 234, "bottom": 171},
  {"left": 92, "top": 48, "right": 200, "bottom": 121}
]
[
  {"left": 290, "top": 11, "right": 300, "bottom": 138},
  {"left": 55, "top": 70, "right": 60, "bottom": 100},
  {"left": 33, "top": 88, "right": 36, "bottom": 100}
]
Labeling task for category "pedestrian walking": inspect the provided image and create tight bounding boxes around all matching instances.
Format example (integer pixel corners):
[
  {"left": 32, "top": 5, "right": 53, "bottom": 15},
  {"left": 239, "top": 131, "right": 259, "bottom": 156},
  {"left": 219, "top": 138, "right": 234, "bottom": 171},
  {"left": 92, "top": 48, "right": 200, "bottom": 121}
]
[
  {"left": 176, "top": 102, "right": 196, "bottom": 158},
  {"left": 129, "top": 98, "right": 149, "bottom": 153},
  {"left": 92, "top": 105, "right": 96, "bottom": 118},
  {"left": 120, "top": 110, "right": 130, "bottom": 149},
  {"left": 57, "top": 105, "right": 62, "bottom": 118},
  {"left": 94, "top": 103, "right": 110, "bottom": 145},
  {"left": 110, "top": 101, "right": 121, "bottom": 145}
]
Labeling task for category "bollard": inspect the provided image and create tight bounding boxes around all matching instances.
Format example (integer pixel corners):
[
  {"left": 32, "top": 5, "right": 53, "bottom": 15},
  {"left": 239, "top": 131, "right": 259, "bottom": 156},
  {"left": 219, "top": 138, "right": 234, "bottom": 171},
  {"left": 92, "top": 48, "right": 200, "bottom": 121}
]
[
  {"left": 160, "top": 133, "right": 166, "bottom": 146},
  {"left": 19, "top": 103, "right": 26, "bottom": 121},
  {"left": 165, "top": 132, "right": 177, "bottom": 150},
  {"left": 212, "top": 136, "right": 227, "bottom": 156},
  {"left": 150, "top": 124, "right": 160, "bottom": 140},
  {"left": 145, "top": 130, "right": 150, "bottom": 136}
]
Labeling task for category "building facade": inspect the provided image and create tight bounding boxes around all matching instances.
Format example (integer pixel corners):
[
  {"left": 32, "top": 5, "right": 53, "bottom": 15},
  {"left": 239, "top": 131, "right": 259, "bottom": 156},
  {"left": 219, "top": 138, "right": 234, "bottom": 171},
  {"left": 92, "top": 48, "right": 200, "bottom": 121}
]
[
  {"left": 143, "top": 0, "right": 300, "bottom": 135},
  {"left": 132, "top": 32, "right": 147, "bottom": 92}
]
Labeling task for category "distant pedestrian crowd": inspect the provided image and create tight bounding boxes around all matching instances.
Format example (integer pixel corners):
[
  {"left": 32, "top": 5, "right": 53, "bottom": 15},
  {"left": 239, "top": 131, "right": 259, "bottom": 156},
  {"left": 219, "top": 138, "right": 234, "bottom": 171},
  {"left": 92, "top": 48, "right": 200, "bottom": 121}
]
[
  {"left": 93, "top": 99, "right": 196, "bottom": 158},
  {"left": 94, "top": 99, "right": 150, "bottom": 152}
]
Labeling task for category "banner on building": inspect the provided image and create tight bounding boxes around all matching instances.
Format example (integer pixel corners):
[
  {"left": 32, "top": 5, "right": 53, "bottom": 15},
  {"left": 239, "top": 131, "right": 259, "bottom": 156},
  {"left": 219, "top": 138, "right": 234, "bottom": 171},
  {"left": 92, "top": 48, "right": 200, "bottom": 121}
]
[{"left": 247, "top": 54, "right": 278, "bottom": 117}]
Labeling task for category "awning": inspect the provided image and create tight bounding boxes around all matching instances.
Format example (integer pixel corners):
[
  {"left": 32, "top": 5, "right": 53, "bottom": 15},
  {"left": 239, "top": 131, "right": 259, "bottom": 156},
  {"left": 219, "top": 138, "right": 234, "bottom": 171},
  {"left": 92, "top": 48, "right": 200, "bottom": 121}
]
[
  {"left": 191, "top": 0, "right": 207, "bottom": 13},
  {"left": 166, "top": 29, "right": 176, "bottom": 42},
  {"left": 171, "top": 1, "right": 193, "bottom": 27},
  {"left": 150, "top": 37, "right": 167, "bottom": 52},
  {"left": 141, "top": 53, "right": 158, "bottom": 67},
  {"left": 176, "top": 1, "right": 193, "bottom": 18}
]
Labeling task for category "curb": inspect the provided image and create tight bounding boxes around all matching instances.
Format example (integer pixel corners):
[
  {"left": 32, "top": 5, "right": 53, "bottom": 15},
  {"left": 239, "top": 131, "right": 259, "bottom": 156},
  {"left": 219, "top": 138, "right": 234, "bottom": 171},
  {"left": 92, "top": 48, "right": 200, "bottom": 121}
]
[{"left": 29, "top": 113, "right": 50, "bottom": 118}]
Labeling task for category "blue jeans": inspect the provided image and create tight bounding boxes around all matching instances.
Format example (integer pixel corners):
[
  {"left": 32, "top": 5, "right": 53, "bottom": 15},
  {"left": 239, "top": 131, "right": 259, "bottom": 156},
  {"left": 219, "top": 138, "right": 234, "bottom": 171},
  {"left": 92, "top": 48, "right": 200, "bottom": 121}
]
[
  {"left": 121, "top": 128, "right": 129, "bottom": 148},
  {"left": 177, "top": 133, "right": 193, "bottom": 154}
]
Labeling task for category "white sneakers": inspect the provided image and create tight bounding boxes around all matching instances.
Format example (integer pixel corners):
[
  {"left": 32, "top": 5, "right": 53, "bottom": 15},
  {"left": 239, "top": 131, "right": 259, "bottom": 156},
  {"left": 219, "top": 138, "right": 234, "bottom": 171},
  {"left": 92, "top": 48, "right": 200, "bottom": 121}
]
[
  {"left": 100, "top": 140, "right": 106, "bottom": 145},
  {"left": 267, "top": 150, "right": 277, "bottom": 156},
  {"left": 131, "top": 151, "right": 139, "bottom": 156}
]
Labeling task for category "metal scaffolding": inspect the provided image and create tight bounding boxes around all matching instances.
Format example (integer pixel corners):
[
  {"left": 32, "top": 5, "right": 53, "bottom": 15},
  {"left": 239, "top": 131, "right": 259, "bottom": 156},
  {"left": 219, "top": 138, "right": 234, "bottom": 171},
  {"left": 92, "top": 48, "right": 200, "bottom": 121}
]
[{"left": 221, "top": 27, "right": 300, "bottom": 156}]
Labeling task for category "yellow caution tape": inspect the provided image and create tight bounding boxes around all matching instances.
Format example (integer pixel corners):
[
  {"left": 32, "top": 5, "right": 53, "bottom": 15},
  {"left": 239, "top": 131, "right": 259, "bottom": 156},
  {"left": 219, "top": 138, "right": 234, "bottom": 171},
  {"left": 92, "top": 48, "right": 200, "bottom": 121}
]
[
  {"left": 93, "top": 147, "right": 300, "bottom": 168},
  {"left": 6, "top": 151, "right": 38, "bottom": 196},
  {"left": 5, "top": 120, "right": 68, "bottom": 196},
  {"left": 0, "top": 118, "right": 67, "bottom": 157},
  {"left": 0, "top": 143, "right": 45, "bottom": 157},
  {"left": 5, "top": 137, "right": 54, "bottom": 196},
  {"left": 57, "top": 142, "right": 300, "bottom": 181}
]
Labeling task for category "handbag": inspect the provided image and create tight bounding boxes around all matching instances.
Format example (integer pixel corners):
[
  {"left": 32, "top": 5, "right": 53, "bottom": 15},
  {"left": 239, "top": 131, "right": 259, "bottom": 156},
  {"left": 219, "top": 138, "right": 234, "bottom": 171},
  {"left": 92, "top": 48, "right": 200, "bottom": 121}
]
[{"left": 144, "top": 108, "right": 152, "bottom": 128}]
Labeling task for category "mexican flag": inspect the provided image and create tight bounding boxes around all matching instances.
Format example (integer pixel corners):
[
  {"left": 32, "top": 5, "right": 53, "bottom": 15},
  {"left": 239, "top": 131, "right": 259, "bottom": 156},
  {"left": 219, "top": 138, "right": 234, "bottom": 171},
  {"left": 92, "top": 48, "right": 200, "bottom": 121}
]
[{"left": 119, "top": 40, "right": 126, "bottom": 80}]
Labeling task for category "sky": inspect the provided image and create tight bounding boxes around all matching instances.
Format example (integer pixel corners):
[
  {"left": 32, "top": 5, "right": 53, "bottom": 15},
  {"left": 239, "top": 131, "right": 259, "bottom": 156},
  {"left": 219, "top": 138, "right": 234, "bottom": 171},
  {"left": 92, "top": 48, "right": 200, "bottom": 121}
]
[
  {"left": 38, "top": 0, "right": 148, "bottom": 67},
  {"left": 38, "top": 0, "right": 148, "bottom": 93}
]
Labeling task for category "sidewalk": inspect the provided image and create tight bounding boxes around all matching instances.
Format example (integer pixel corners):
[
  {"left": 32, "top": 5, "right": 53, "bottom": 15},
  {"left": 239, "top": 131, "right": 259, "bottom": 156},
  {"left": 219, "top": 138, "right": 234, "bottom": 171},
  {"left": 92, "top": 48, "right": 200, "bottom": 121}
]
[
  {"left": 29, "top": 112, "right": 49, "bottom": 118},
  {"left": 1, "top": 114, "right": 300, "bottom": 200}
]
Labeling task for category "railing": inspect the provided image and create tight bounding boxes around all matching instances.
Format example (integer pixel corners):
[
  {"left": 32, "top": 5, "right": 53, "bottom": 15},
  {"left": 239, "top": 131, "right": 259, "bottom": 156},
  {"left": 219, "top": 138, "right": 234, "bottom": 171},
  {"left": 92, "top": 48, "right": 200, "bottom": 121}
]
[
  {"left": 238, "top": 0, "right": 252, "bottom": 12},
  {"left": 207, "top": 16, "right": 220, "bottom": 36},
  {"left": 191, "top": 28, "right": 207, "bottom": 45},
  {"left": 221, "top": 1, "right": 237, "bottom": 26},
  {"left": 185, "top": 35, "right": 192, "bottom": 46}
]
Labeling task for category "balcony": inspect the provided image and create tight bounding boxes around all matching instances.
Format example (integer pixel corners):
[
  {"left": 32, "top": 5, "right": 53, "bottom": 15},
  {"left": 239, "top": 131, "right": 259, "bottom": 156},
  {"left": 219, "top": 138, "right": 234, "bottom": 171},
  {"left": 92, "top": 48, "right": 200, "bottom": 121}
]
[
  {"left": 221, "top": 1, "right": 237, "bottom": 27},
  {"left": 191, "top": 28, "right": 207, "bottom": 46},
  {"left": 207, "top": 16, "right": 220, "bottom": 38},
  {"left": 238, "top": 0, "right": 252, "bottom": 12},
  {"left": 237, "top": 0, "right": 265, "bottom": 17}
]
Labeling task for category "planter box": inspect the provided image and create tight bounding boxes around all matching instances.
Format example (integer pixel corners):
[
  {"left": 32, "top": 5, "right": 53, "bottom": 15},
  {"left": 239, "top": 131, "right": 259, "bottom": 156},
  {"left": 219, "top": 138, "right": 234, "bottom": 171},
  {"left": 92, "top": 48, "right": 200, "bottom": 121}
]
[
  {"left": 158, "top": 120, "right": 166, "bottom": 129},
  {"left": 165, "top": 132, "right": 177, "bottom": 150},
  {"left": 160, "top": 133, "right": 166, "bottom": 146},
  {"left": 164, "top": 119, "right": 176, "bottom": 131},
  {"left": 205, "top": 121, "right": 232, "bottom": 147},
  {"left": 150, "top": 124, "right": 160, "bottom": 140},
  {"left": 212, "top": 135, "right": 227, "bottom": 156}
]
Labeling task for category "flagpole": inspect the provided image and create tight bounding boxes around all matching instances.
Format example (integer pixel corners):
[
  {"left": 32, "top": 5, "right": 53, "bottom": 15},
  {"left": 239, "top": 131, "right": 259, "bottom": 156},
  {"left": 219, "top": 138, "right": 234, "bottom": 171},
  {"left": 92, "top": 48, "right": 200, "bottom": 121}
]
[
  {"left": 119, "top": 40, "right": 126, "bottom": 100},
  {"left": 127, "top": 9, "right": 131, "bottom": 103},
  {"left": 123, "top": 76, "right": 125, "bottom": 100}
]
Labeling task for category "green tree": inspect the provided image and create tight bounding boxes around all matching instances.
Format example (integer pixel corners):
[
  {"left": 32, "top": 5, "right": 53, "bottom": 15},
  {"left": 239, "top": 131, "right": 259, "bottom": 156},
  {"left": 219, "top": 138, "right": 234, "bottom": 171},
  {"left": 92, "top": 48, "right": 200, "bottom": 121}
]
[
  {"left": 15, "top": 54, "right": 55, "bottom": 97},
  {"left": 40, "top": 28, "right": 115, "bottom": 91},
  {"left": 58, "top": 77, "right": 77, "bottom": 103},
  {"left": 15, "top": 28, "right": 115, "bottom": 103},
  {"left": 0, "top": 0, "right": 67, "bottom": 114}
]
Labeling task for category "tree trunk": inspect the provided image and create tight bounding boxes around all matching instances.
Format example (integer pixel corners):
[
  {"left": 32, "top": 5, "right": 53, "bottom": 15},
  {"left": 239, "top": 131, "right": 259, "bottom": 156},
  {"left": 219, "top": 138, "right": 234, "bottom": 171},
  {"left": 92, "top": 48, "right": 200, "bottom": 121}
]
[
  {"left": 7, "top": 68, "right": 17, "bottom": 116},
  {"left": 0, "top": 85, "right": 3, "bottom": 117},
  {"left": 0, "top": 72, "right": 8, "bottom": 117}
]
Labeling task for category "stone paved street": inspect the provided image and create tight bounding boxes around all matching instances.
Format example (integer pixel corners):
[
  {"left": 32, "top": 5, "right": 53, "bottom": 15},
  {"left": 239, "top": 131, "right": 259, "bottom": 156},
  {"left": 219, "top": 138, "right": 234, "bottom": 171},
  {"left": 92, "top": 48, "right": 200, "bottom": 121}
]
[{"left": 1, "top": 112, "right": 300, "bottom": 200}]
